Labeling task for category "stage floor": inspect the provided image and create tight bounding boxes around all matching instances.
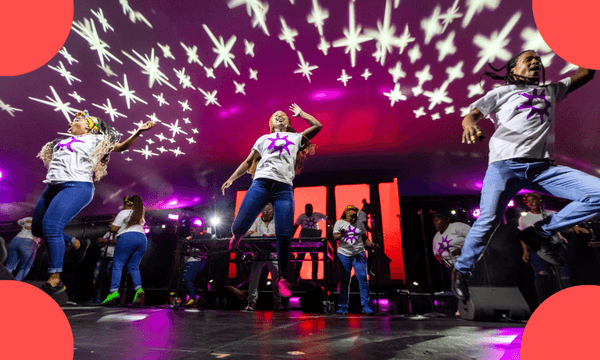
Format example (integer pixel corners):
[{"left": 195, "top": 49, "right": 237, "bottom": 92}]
[{"left": 65, "top": 306, "right": 525, "bottom": 360}]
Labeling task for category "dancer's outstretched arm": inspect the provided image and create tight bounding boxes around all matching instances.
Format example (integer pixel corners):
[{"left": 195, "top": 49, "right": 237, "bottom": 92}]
[
  {"left": 461, "top": 108, "right": 485, "bottom": 145},
  {"left": 113, "top": 121, "right": 156, "bottom": 152},
  {"left": 568, "top": 67, "right": 595, "bottom": 94},
  {"left": 221, "top": 150, "right": 260, "bottom": 195},
  {"left": 290, "top": 104, "right": 322, "bottom": 143}
]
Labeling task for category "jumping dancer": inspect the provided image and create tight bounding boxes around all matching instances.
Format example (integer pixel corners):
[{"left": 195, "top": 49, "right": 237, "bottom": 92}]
[
  {"left": 222, "top": 103, "right": 322, "bottom": 297},
  {"left": 452, "top": 50, "right": 596, "bottom": 301},
  {"left": 33, "top": 110, "right": 154, "bottom": 299}
]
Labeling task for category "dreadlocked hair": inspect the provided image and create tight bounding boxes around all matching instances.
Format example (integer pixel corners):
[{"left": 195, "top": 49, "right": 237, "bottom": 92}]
[
  {"left": 247, "top": 113, "right": 317, "bottom": 178},
  {"left": 126, "top": 195, "right": 145, "bottom": 228},
  {"left": 480, "top": 49, "right": 547, "bottom": 87},
  {"left": 341, "top": 205, "right": 359, "bottom": 220},
  {"left": 37, "top": 117, "right": 121, "bottom": 181}
]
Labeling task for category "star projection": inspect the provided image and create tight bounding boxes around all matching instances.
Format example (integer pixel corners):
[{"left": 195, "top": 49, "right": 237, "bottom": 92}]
[
  {"left": 102, "top": 74, "right": 148, "bottom": 109},
  {"left": 332, "top": 1, "right": 372, "bottom": 68},
  {"left": 294, "top": 51, "right": 319, "bottom": 83},
  {"left": 203, "top": 24, "right": 240, "bottom": 76},
  {"left": 122, "top": 48, "right": 178, "bottom": 90},
  {"left": 0, "top": 100, "right": 23, "bottom": 117}
]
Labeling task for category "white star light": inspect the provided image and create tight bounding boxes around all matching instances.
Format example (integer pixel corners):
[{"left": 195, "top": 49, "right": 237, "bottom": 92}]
[
  {"left": 407, "top": 44, "right": 422, "bottom": 64},
  {"left": 444, "top": 106, "right": 455, "bottom": 114},
  {"left": 168, "top": 138, "right": 176, "bottom": 143},
  {"left": 249, "top": 68, "right": 258, "bottom": 80},
  {"left": 234, "top": 80, "right": 246, "bottom": 94},
  {"left": 59, "top": 47, "right": 78, "bottom": 65},
  {"left": 71, "top": 18, "right": 122, "bottom": 68},
  {"left": 435, "top": 30, "right": 456, "bottom": 62},
  {"left": 156, "top": 133, "right": 167, "bottom": 141},
  {"left": 227, "top": 0, "right": 270, "bottom": 36},
  {"left": 102, "top": 74, "right": 147, "bottom": 109},
  {"left": 365, "top": 0, "right": 405, "bottom": 66},
  {"left": 203, "top": 24, "right": 240, "bottom": 76},
  {"left": 472, "top": 12, "right": 521, "bottom": 74},
  {"left": 146, "top": 113, "right": 161, "bottom": 122},
  {"left": 244, "top": 39, "right": 255, "bottom": 57},
  {"left": 162, "top": 119, "right": 188, "bottom": 138},
  {"left": 180, "top": 42, "right": 203, "bottom": 66},
  {"left": 157, "top": 43, "right": 175, "bottom": 60},
  {"left": 394, "top": 0, "right": 400, "bottom": 8},
  {"left": 186, "top": 137, "right": 197, "bottom": 144},
  {"left": 125, "top": 157, "right": 133, "bottom": 161},
  {"left": 460, "top": 107, "right": 471, "bottom": 117},
  {"left": 183, "top": 117, "right": 191, "bottom": 124},
  {"left": 396, "top": 24, "right": 416, "bottom": 55},
  {"left": 307, "top": 0, "right": 329, "bottom": 37},
  {"left": 423, "top": 84, "right": 453, "bottom": 110},
  {"left": 560, "top": 62, "right": 579, "bottom": 75},
  {"left": 361, "top": 68, "right": 372, "bottom": 80},
  {"left": 91, "top": 8, "right": 114, "bottom": 32},
  {"left": 173, "top": 67, "right": 196, "bottom": 90},
  {"left": 411, "top": 86, "right": 423, "bottom": 96},
  {"left": 157, "top": 146, "right": 168, "bottom": 153},
  {"left": 128, "top": 11, "right": 153, "bottom": 28},
  {"left": 332, "top": 1, "right": 372, "bottom": 67},
  {"left": 179, "top": 100, "right": 192, "bottom": 111},
  {"left": 445, "top": 61, "right": 465, "bottom": 85},
  {"left": 439, "top": 0, "right": 463, "bottom": 33},
  {"left": 431, "top": 113, "right": 441, "bottom": 120},
  {"left": 0, "top": 99, "right": 23, "bottom": 117},
  {"left": 520, "top": 27, "right": 552, "bottom": 53},
  {"left": 413, "top": 106, "right": 426, "bottom": 118},
  {"left": 293, "top": 51, "right": 319, "bottom": 83},
  {"left": 146, "top": 138, "right": 155, "bottom": 145},
  {"left": 204, "top": 67, "right": 216, "bottom": 79},
  {"left": 318, "top": 36, "right": 331, "bottom": 55},
  {"left": 198, "top": 88, "right": 222, "bottom": 107},
  {"left": 384, "top": 83, "right": 407, "bottom": 107},
  {"left": 416, "top": 65, "right": 433, "bottom": 87},
  {"left": 29, "top": 86, "right": 78, "bottom": 121},
  {"left": 462, "top": 0, "right": 500, "bottom": 29},
  {"left": 337, "top": 69, "right": 352, "bottom": 86},
  {"left": 68, "top": 91, "right": 86, "bottom": 103},
  {"left": 191, "top": 128, "right": 199, "bottom": 134},
  {"left": 133, "top": 145, "right": 158, "bottom": 160},
  {"left": 48, "top": 61, "right": 82, "bottom": 86},
  {"left": 278, "top": 16, "right": 298, "bottom": 50},
  {"left": 97, "top": 64, "right": 117, "bottom": 77},
  {"left": 467, "top": 81, "right": 485, "bottom": 98},
  {"left": 152, "top": 94, "right": 169, "bottom": 106},
  {"left": 170, "top": 147, "right": 186, "bottom": 157},
  {"left": 420, "top": 5, "right": 443, "bottom": 45},
  {"left": 121, "top": 48, "right": 177, "bottom": 90},
  {"left": 119, "top": 0, "right": 133, "bottom": 15},
  {"left": 388, "top": 61, "right": 406, "bottom": 83},
  {"left": 92, "top": 98, "right": 127, "bottom": 122}
]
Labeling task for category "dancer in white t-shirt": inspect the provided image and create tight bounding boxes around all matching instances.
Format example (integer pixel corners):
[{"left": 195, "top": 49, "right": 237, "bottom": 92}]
[
  {"left": 5, "top": 217, "right": 42, "bottom": 281},
  {"left": 452, "top": 50, "right": 596, "bottom": 302},
  {"left": 33, "top": 110, "right": 155, "bottom": 300},
  {"left": 432, "top": 213, "right": 470, "bottom": 268},
  {"left": 222, "top": 104, "right": 322, "bottom": 298}
]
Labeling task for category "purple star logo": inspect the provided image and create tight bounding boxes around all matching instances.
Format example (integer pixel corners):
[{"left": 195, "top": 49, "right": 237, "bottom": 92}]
[
  {"left": 437, "top": 235, "right": 452, "bottom": 255},
  {"left": 304, "top": 217, "right": 318, "bottom": 229},
  {"left": 518, "top": 88, "right": 552, "bottom": 124},
  {"left": 56, "top": 136, "right": 85, "bottom": 152},
  {"left": 266, "top": 133, "right": 295, "bottom": 156},
  {"left": 344, "top": 225, "right": 359, "bottom": 245}
]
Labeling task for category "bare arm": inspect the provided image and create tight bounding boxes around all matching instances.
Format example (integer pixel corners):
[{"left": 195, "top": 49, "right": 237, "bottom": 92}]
[
  {"left": 221, "top": 149, "right": 260, "bottom": 195},
  {"left": 461, "top": 108, "right": 486, "bottom": 144},
  {"left": 568, "top": 67, "right": 595, "bottom": 94},
  {"left": 333, "top": 232, "right": 343, "bottom": 241},
  {"left": 113, "top": 121, "right": 156, "bottom": 152},
  {"left": 292, "top": 224, "right": 300, "bottom": 237},
  {"left": 289, "top": 104, "right": 322, "bottom": 144}
]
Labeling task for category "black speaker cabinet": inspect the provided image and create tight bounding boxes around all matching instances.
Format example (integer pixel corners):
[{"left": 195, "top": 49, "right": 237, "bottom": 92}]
[{"left": 458, "top": 286, "right": 531, "bottom": 321}]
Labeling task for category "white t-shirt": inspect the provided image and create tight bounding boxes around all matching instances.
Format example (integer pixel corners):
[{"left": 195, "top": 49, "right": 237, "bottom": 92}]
[
  {"left": 112, "top": 209, "right": 146, "bottom": 237},
  {"left": 45, "top": 134, "right": 104, "bottom": 183},
  {"left": 470, "top": 78, "right": 571, "bottom": 164},
  {"left": 100, "top": 231, "right": 116, "bottom": 258},
  {"left": 432, "top": 222, "right": 471, "bottom": 266},
  {"left": 358, "top": 210, "right": 369, "bottom": 224},
  {"left": 252, "top": 132, "right": 303, "bottom": 185},
  {"left": 295, "top": 213, "right": 328, "bottom": 230},
  {"left": 334, "top": 219, "right": 367, "bottom": 257},
  {"left": 248, "top": 217, "right": 276, "bottom": 237},
  {"left": 518, "top": 210, "right": 562, "bottom": 244}
]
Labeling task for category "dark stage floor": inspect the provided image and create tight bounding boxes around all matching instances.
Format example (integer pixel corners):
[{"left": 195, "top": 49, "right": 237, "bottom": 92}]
[{"left": 66, "top": 305, "right": 525, "bottom": 360}]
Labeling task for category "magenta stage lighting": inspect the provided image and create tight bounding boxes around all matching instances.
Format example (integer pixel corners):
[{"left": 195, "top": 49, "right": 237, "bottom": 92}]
[
  {"left": 192, "top": 218, "right": 203, "bottom": 227},
  {"left": 473, "top": 208, "right": 481, "bottom": 218},
  {"left": 143, "top": 225, "right": 150, "bottom": 234},
  {"left": 289, "top": 296, "right": 301, "bottom": 309},
  {"left": 508, "top": 200, "right": 515, "bottom": 207},
  {"left": 0, "top": 169, "right": 3, "bottom": 180},
  {"left": 168, "top": 213, "right": 179, "bottom": 221}
]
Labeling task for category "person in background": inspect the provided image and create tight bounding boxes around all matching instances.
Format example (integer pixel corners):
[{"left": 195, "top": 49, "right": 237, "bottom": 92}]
[
  {"left": 91, "top": 230, "right": 117, "bottom": 302},
  {"left": 292, "top": 203, "right": 328, "bottom": 285},
  {"left": 432, "top": 213, "right": 471, "bottom": 268},
  {"left": 5, "top": 217, "right": 44, "bottom": 281}
]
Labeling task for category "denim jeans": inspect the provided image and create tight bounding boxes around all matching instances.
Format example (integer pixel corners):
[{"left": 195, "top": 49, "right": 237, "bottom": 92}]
[
  {"left": 529, "top": 244, "right": 571, "bottom": 304},
  {"left": 32, "top": 182, "right": 94, "bottom": 273},
  {"left": 109, "top": 232, "right": 147, "bottom": 292},
  {"left": 231, "top": 178, "right": 294, "bottom": 275},
  {"left": 455, "top": 160, "right": 600, "bottom": 274},
  {"left": 337, "top": 252, "right": 370, "bottom": 307},
  {"left": 92, "top": 253, "right": 113, "bottom": 302},
  {"left": 5, "top": 237, "right": 38, "bottom": 281},
  {"left": 183, "top": 260, "right": 205, "bottom": 298}
]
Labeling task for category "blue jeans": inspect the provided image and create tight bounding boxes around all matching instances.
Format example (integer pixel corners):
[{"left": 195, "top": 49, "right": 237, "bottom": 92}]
[
  {"left": 110, "top": 232, "right": 147, "bottom": 292},
  {"left": 92, "top": 254, "right": 113, "bottom": 302},
  {"left": 455, "top": 160, "right": 600, "bottom": 274},
  {"left": 183, "top": 260, "right": 205, "bottom": 298},
  {"left": 529, "top": 244, "right": 571, "bottom": 304},
  {"left": 337, "top": 252, "right": 370, "bottom": 307},
  {"left": 231, "top": 178, "right": 294, "bottom": 275},
  {"left": 5, "top": 237, "right": 38, "bottom": 281},
  {"left": 32, "top": 182, "right": 94, "bottom": 273}
]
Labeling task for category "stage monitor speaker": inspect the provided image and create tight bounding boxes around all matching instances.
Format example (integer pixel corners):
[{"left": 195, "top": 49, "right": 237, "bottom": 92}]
[
  {"left": 300, "top": 286, "right": 324, "bottom": 313},
  {"left": 458, "top": 286, "right": 531, "bottom": 321}
]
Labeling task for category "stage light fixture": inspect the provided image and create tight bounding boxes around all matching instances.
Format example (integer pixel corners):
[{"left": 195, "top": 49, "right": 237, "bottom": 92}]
[
  {"left": 508, "top": 200, "right": 515, "bottom": 207},
  {"left": 161, "top": 224, "right": 166, "bottom": 229},
  {"left": 451, "top": 210, "right": 456, "bottom": 215},
  {"left": 210, "top": 216, "right": 220, "bottom": 226},
  {"left": 472, "top": 208, "right": 481, "bottom": 218},
  {"left": 168, "top": 213, "right": 179, "bottom": 221},
  {"left": 192, "top": 218, "right": 203, "bottom": 227}
]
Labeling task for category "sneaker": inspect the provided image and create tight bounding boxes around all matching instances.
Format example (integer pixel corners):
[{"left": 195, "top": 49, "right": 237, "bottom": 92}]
[
  {"left": 451, "top": 269, "right": 469, "bottom": 302},
  {"left": 362, "top": 303, "right": 374, "bottom": 314},
  {"left": 273, "top": 301, "right": 285, "bottom": 311},
  {"left": 101, "top": 291, "right": 120, "bottom": 305},
  {"left": 229, "top": 235, "right": 241, "bottom": 251},
  {"left": 245, "top": 303, "right": 256, "bottom": 311},
  {"left": 133, "top": 288, "right": 145, "bottom": 306},
  {"left": 518, "top": 227, "right": 565, "bottom": 266},
  {"left": 184, "top": 298, "right": 198, "bottom": 308},
  {"left": 336, "top": 305, "right": 348, "bottom": 314},
  {"left": 40, "top": 281, "right": 66, "bottom": 297},
  {"left": 278, "top": 279, "right": 292, "bottom": 298}
]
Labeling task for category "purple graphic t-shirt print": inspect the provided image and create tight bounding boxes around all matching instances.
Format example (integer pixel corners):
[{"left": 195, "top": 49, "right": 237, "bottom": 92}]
[
  {"left": 518, "top": 88, "right": 551, "bottom": 124},
  {"left": 56, "top": 136, "right": 85, "bottom": 152},
  {"left": 266, "top": 133, "right": 295, "bottom": 156},
  {"left": 344, "top": 225, "right": 359, "bottom": 245},
  {"left": 437, "top": 235, "right": 452, "bottom": 256},
  {"left": 304, "top": 217, "right": 318, "bottom": 229}
]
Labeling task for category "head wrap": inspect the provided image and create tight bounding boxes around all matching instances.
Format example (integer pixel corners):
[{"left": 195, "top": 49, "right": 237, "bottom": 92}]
[
  {"left": 123, "top": 196, "right": 134, "bottom": 206},
  {"left": 75, "top": 110, "right": 99, "bottom": 134}
]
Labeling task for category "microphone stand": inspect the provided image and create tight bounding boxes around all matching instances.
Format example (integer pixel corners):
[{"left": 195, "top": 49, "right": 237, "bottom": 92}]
[{"left": 418, "top": 210, "right": 445, "bottom": 318}]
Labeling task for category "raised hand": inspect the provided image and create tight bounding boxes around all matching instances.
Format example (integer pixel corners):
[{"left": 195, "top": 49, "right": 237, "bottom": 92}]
[
  {"left": 138, "top": 121, "right": 156, "bottom": 132},
  {"left": 289, "top": 103, "right": 302, "bottom": 117}
]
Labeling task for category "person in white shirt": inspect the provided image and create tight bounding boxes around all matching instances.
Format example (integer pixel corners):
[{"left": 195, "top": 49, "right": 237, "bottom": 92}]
[
  {"left": 452, "top": 50, "right": 596, "bottom": 302},
  {"left": 91, "top": 230, "right": 117, "bottom": 302},
  {"left": 32, "top": 110, "right": 155, "bottom": 300},
  {"left": 333, "top": 205, "right": 374, "bottom": 314},
  {"left": 222, "top": 104, "right": 322, "bottom": 298},
  {"left": 101, "top": 196, "right": 148, "bottom": 306},
  {"left": 291, "top": 203, "right": 328, "bottom": 285},
  {"left": 432, "top": 213, "right": 471, "bottom": 268},
  {"left": 5, "top": 217, "right": 43, "bottom": 281},
  {"left": 245, "top": 203, "right": 284, "bottom": 311}
]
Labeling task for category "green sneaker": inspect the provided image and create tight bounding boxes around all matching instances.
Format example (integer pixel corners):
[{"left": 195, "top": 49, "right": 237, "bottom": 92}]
[
  {"left": 101, "top": 291, "right": 120, "bottom": 305},
  {"left": 133, "top": 288, "right": 145, "bottom": 306}
]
